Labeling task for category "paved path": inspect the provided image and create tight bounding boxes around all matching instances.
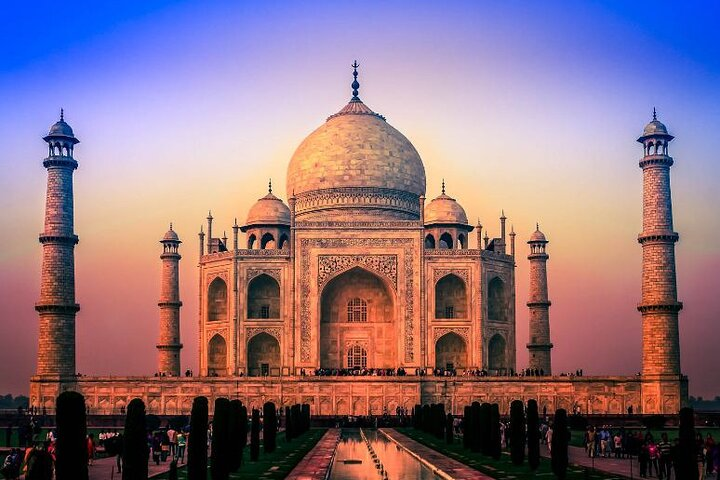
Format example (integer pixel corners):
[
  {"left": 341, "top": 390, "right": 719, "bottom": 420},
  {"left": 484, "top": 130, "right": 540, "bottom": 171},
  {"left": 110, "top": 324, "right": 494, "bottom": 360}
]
[
  {"left": 285, "top": 428, "right": 340, "bottom": 480},
  {"left": 380, "top": 428, "right": 494, "bottom": 480},
  {"left": 86, "top": 454, "right": 185, "bottom": 480}
]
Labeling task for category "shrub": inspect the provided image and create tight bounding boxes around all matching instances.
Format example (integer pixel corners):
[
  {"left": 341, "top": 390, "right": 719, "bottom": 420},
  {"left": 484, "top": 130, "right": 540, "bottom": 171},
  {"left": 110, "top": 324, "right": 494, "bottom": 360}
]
[
  {"left": 551, "top": 409, "right": 569, "bottom": 480},
  {"left": 211, "top": 398, "right": 230, "bottom": 480},
  {"left": 509, "top": 400, "right": 525, "bottom": 465},
  {"left": 526, "top": 399, "right": 540, "bottom": 471},
  {"left": 187, "top": 397, "right": 209, "bottom": 480},
  {"left": 55, "top": 391, "right": 89, "bottom": 480},
  {"left": 250, "top": 409, "right": 260, "bottom": 461},
  {"left": 122, "top": 398, "right": 148, "bottom": 480}
]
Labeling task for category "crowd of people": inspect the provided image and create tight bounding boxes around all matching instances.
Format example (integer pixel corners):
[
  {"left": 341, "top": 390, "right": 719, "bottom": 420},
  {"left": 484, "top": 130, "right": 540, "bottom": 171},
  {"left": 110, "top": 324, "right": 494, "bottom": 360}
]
[{"left": 313, "top": 367, "right": 409, "bottom": 376}]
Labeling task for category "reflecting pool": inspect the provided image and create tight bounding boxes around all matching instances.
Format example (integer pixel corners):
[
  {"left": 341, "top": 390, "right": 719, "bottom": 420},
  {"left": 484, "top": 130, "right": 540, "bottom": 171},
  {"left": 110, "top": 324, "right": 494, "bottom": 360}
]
[{"left": 328, "top": 429, "right": 439, "bottom": 480}]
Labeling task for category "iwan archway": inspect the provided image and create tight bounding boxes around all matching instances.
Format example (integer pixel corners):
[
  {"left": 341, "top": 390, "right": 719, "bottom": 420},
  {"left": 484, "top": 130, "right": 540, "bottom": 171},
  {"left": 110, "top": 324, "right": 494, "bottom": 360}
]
[{"left": 320, "top": 267, "right": 396, "bottom": 369}]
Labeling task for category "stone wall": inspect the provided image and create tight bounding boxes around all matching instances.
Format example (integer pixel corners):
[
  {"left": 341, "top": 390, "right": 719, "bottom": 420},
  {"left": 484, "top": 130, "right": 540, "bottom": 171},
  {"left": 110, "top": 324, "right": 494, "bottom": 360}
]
[{"left": 30, "top": 375, "right": 686, "bottom": 416}]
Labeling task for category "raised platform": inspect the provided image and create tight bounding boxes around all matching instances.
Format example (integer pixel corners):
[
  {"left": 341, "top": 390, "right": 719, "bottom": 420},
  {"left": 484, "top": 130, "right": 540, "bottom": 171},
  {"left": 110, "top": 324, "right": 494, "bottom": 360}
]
[{"left": 30, "top": 374, "right": 687, "bottom": 416}]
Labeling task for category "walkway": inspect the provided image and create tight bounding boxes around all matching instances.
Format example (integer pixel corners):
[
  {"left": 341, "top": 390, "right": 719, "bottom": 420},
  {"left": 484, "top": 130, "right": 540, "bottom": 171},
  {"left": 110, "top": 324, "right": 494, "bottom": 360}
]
[
  {"left": 87, "top": 454, "right": 184, "bottom": 480},
  {"left": 380, "top": 429, "right": 493, "bottom": 480},
  {"left": 285, "top": 428, "right": 340, "bottom": 480}
]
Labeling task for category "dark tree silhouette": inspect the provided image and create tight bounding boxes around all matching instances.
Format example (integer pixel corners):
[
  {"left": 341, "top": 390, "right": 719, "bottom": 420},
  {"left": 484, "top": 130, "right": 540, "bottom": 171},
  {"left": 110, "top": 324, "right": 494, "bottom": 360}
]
[
  {"left": 462, "top": 406, "right": 471, "bottom": 450},
  {"left": 55, "top": 391, "right": 89, "bottom": 480},
  {"left": 263, "top": 402, "right": 277, "bottom": 453},
  {"left": 188, "top": 397, "right": 209, "bottom": 480},
  {"left": 526, "top": 399, "right": 540, "bottom": 470},
  {"left": 480, "top": 403, "right": 491, "bottom": 456},
  {"left": 122, "top": 398, "right": 148, "bottom": 480},
  {"left": 228, "top": 400, "right": 243, "bottom": 472},
  {"left": 445, "top": 413, "right": 454, "bottom": 444},
  {"left": 250, "top": 409, "right": 260, "bottom": 461},
  {"left": 510, "top": 399, "right": 525, "bottom": 465},
  {"left": 551, "top": 409, "right": 569, "bottom": 480},
  {"left": 285, "top": 406, "right": 292, "bottom": 441},
  {"left": 490, "top": 403, "right": 502, "bottom": 460},
  {"left": 678, "top": 407, "right": 699, "bottom": 480},
  {"left": 211, "top": 398, "right": 230, "bottom": 480}
]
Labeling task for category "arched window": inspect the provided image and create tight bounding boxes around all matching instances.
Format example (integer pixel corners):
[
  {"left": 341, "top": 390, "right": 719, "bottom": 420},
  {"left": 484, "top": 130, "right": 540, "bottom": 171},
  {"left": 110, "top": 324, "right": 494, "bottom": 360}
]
[
  {"left": 278, "top": 234, "right": 289, "bottom": 250},
  {"left": 347, "top": 345, "right": 367, "bottom": 369},
  {"left": 207, "top": 334, "right": 227, "bottom": 375},
  {"left": 439, "top": 232, "right": 453, "bottom": 249},
  {"left": 435, "top": 274, "right": 467, "bottom": 319},
  {"left": 488, "top": 277, "right": 506, "bottom": 322},
  {"left": 424, "top": 234, "right": 436, "bottom": 249},
  {"left": 207, "top": 277, "right": 228, "bottom": 322},
  {"left": 247, "top": 234, "right": 256, "bottom": 249},
  {"left": 261, "top": 233, "right": 275, "bottom": 249},
  {"left": 247, "top": 274, "right": 280, "bottom": 319},
  {"left": 457, "top": 234, "right": 466, "bottom": 249},
  {"left": 347, "top": 298, "right": 368, "bottom": 322}
]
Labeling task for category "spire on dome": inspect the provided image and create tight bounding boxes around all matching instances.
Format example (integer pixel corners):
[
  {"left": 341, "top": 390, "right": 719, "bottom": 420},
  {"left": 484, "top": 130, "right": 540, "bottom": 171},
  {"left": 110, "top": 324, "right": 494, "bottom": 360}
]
[
  {"left": 653, "top": 107, "right": 657, "bottom": 121},
  {"left": 60, "top": 108, "right": 64, "bottom": 121},
  {"left": 441, "top": 179, "right": 446, "bottom": 195},
  {"left": 268, "top": 178, "right": 272, "bottom": 194},
  {"left": 351, "top": 60, "right": 360, "bottom": 101}
]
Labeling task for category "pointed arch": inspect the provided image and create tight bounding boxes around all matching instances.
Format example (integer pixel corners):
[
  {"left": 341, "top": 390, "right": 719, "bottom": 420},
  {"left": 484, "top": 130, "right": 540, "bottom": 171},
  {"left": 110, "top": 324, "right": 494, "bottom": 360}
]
[
  {"left": 435, "top": 332, "right": 468, "bottom": 369},
  {"left": 247, "top": 274, "right": 280, "bottom": 319},
  {"left": 207, "top": 334, "right": 227, "bottom": 375},
  {"left": 439, "top": 232, "right": 453, "bottom": 249},
  {"left": 457, "top": 233, "right": 466, "bottom": 249},
  {"left": 260, "top": 232, "right": 275, "bottom": 249},
  {"left": 278, "top": 234, "right": 289, "bottom": 250},
  {"left": 207, "top": 277, "right": 228, "bottom": 322},
  {"left": 488, "top": 333, "right": 507, "bottom": 371},
  {"left": 247, "top": 234, "right": 256, "bottom": 249},
  {"left": 424, "top": 234, "right": 436, "bottom": 249},
  {"left": 435, "top": 274, "right": 467, "bottom": 319},
  {"left": 247, "top": 332, "right": 280, "bottom": 376}
]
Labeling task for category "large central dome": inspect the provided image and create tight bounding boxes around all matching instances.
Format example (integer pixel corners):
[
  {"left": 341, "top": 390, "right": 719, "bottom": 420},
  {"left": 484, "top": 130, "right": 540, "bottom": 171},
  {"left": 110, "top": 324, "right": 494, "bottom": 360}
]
[{"left": 287, "top": 67, "right": 426, "bottom": 221}]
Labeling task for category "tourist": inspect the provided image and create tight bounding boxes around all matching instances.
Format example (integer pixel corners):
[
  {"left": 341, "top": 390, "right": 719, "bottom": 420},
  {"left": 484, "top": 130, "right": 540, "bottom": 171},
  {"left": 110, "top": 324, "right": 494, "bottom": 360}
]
[
  {"left": 705, "top": 434, "right": 715, "bottom": 476},
  {"left": 87, "top": 433, "right": 96, "bottom": 466},
  {"left": 167, "top": 425, "right": 177, "bottom": 457},
  {"left": 176, "top": 431, "right": 186, "bottom": 463},
  {"left": 657, "top": 432, "right": 672, "bottom": 479},
  {"left": 24, "top": 442, "right": 53, "bottom": 480},
  {"left": 697, "top": 433, "right": 706, "bottom": 480},
  {"left": 1, "top": 448, "right": 22, "bottom": 480},
  {"left": 614, "top": 431, "right": 624, "bottom": 459},
  {"left": 639, "top": 441, "right": 649, "bottom": 478},
  {"left": 648, "top": 439, "right": 659, "bottom": 478},
  {"left": 587, "top": 426, "right": 597, "bottom": 458},
  {"left": 546, "top": 425, "right": 553, "bottom": 453}
]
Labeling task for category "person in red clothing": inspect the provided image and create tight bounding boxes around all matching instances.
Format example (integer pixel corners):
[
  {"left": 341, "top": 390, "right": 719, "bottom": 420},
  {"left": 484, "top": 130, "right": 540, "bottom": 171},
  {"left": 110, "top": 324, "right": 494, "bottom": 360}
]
[{"left": 86, "top": 433, "right": 96, "bottom": 466}]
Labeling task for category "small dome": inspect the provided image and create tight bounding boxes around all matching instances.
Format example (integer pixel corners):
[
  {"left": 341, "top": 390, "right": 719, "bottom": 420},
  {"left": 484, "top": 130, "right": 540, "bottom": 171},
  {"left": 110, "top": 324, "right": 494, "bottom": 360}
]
[
  {"left": 162, "top": 225, "right": 180, "bottom": 242},
  {"left": 424, "top": 190, "right": 468, "bottom": 226},
  {"left": 48, "top": 120, "right": 75, "bottom": 137},
  {"left": 245, "top": 191, "right": 291, "bottom": 227},
  {"left": 643, "top": 119, "right": 668, "bottom": 136},
  {"left": 529, "top": 226, "right": 547, "bottom": 243}
]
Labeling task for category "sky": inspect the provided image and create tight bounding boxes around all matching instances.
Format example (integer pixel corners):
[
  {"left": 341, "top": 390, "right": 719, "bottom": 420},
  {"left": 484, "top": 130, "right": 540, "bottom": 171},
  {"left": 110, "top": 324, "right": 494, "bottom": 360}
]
[{"left": 1, "top": 0, "right": 719, "bottom": 397}]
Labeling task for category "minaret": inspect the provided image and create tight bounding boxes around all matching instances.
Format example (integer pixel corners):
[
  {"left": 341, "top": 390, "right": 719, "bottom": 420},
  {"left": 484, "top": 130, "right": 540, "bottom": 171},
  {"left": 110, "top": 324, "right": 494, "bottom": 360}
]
[
  {"left": 527, "top": 224, "right": 553, "bottom": 374},
  {"left": 157, "top": 224, "right": 183, "bottom": 376},
  {"left": 637, "top": 110, "right": 681, "bottom": 378},
  {"left": 36, "top": 111, "right": 80, "bottom": 377}
]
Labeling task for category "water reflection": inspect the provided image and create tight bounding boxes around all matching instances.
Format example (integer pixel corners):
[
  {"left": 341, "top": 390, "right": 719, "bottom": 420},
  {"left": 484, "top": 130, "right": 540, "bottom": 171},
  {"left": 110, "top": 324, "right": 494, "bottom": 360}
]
[{"left": 329, "top": 429, "right": 439, "bottom": 480}]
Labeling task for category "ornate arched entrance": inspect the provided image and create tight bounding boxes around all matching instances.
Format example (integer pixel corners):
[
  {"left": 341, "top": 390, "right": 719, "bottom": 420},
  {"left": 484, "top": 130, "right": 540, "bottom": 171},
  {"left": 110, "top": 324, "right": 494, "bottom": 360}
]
[
  {"left": 488, "top": 333, "right": 507, "bottom": 372},
  {"left": 207, "top": 334, "right": 227, "bottom": 375},
  {"left": 320, "top": 266, "right": 395, "bottom": 369}
]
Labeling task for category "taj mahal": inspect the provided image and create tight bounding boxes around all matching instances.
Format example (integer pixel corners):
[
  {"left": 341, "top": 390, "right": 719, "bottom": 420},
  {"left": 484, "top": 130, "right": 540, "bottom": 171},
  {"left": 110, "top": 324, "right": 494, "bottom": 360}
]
[{"left": 30, "top": 64, "right": 688, "bottom": 416}]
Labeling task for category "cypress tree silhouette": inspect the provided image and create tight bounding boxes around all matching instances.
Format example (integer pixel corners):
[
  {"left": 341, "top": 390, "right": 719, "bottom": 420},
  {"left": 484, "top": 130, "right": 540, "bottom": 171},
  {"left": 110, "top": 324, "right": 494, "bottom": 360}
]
[
  {"left": 445, "top": 413, "right": 454, "bottom": 444},
  {"left": 480, "top": 403, "right": 491, "bottom": 455},
  {"left": 210, "top": 398, "right": 230, "bottom": 480},
  {"left": 526, "top": 399, "right": 540, "bottom": 471},
  {"left": 285, "top": 406, "right": 292, "bottom": 441},
  {"left": 510, "top": 400, "right": 525, "bottom": 465},
  {"left": 250, "top": 409, "right": 260, "bottom": 461},
  {"left": 678, "top": 407, "right": 698, "bottom": 480},
  {"left": 263, "top": 402, "right": 277, "bottom": 453},
  {"left": 228, "top": 400, "right": 243, "bottom": 472},
  {"left": 462, "top": 406, "right": 471, "bottom": 450},
  {"left": 122, "top": 398, "right": 148, "bottom": 480},
  {"left": 187, "top": 397, "right": 209, "bottom": 480},
  {"left": 301, "top": 404, "right": 310, "bottom": 433},
  {"left": 490, "top": 403, "right": 502, "bottom": 460},
  {"left": 551, "top": 409, "right": 569, "bottom": 480},
  {"left": 55, "top": 391, "right": 89, "bottom": 480}
]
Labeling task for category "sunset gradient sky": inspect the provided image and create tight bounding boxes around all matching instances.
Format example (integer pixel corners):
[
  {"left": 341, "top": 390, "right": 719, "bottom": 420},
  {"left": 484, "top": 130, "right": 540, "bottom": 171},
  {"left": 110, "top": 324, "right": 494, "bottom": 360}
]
[{"left": 1, "top": 1, "right": 718, "bottom": 396}]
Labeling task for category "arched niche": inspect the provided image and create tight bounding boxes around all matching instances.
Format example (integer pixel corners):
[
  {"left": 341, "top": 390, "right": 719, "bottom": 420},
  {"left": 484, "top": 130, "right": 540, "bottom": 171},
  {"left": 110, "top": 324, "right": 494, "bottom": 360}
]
[
  {"left": 488, "top": 333, "right": 506, "bottom": 371},
  {"left": 424, "top": 234, "right": 436, "bottom": 249},
  {"left": 435, "top": 332, "right": 467, "bottom": 370},
  {"left": 207, "top": 334, "right": 227, "bottom": 375},
  {"left": 439, "top": 232, "right": 453, "bottom": 249},
  {"left": 247, "top": 332, "right": 280, "bottom": 376},
  {"left": 261, "top": 233, "right": 275, "bottom": 249},
  {"left": 247, "top": 274, "right": 280, "bottom": 319},
  {"left": 207, "top": 277, "right": 228, "bottom": 322},
  {"left": 435, "top": 274, "right": 467, "bottom": 319},
  {"left": 488, "top": 277, "right": 506, "bottom": 322}
]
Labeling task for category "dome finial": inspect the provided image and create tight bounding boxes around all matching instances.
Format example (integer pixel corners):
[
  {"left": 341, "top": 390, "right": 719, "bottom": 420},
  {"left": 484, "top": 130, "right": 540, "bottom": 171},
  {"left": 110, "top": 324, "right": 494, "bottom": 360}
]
[
  {"left": 268, "top": 178, "right": 272, "bottom": 194},
  {"left": 60, "top": 108, "right": 64, "bottom": 122},
  {"left": 536, "top": 222, "right": 539, "bottom": 231},
  {"left": 351, "top": 60, "right": 360, "bottom": 101},
  {"left": 441, "top": 178, "right": 446, "bottom": 195},
  {"left": 169, "top": 222, "right": 173, "bottom": 231},
  {"left": 652, "top": 107, "right": 657, "bottom": 121}
]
